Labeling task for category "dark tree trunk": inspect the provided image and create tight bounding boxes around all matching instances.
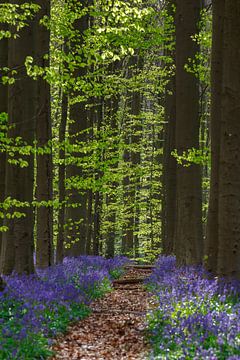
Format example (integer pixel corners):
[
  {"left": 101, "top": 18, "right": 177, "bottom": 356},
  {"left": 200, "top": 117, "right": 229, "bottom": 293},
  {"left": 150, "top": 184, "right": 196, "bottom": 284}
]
[
  {"left": 0, "top": 10, "right": 8, "bottom": 288},
  {"left": 0, "top": 13, "right": 8, "bottom": 258},
  {"left": 205, "top": 0, "right": 225, "bottom": 274},
  {"left": 218, "top": 0, "right": 240, "bottom": 278},
  {"left": 35, "top": 0, "right": 54, "bottom": 268},
  {"left": 65, "top": 2, "right": 91, "bottom": 256},
  {"left": 1, "top": 2, "right": 35, "bottom": 274},
  {"left": 175, "top": 0, "right": 203, "bottom": 265}
]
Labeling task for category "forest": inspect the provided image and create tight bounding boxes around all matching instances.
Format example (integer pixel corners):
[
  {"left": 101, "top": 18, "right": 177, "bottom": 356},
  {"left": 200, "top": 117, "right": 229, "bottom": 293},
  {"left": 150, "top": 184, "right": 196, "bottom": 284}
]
[{"left": 0, "top": 0, "right": 240, "bottom": 359}]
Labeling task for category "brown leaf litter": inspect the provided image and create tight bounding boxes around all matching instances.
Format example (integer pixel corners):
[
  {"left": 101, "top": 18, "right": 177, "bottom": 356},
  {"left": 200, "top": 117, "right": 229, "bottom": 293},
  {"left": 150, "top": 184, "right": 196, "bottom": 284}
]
[{"left": 50, "top": 268, "right": 152, "bottom": 360}]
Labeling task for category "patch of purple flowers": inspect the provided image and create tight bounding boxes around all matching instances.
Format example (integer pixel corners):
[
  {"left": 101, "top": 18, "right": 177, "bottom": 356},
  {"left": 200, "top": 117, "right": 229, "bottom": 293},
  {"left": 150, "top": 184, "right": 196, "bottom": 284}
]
[
  {"left": 0, "top": 255, "right": 128, "bottom": 359},
  {"left": 147, "top": 256, "right": 240, "bottom": 360}
]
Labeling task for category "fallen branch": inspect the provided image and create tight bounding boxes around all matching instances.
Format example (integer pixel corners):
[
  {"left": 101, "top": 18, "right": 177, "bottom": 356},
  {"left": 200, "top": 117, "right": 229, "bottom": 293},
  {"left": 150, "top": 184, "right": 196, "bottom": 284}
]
[{"left": 113, "top": 278, "right": 145, "bottom": 285}]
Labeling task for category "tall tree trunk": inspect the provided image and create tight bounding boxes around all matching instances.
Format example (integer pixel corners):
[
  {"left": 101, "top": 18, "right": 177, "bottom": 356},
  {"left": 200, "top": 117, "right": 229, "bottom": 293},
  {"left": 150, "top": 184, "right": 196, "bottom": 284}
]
[
  {"left": 1, "top": 3, "right": 35, "bottom": 274},
  {"left": 162, "top": 67, "right": 176, "bottom": 254},
  {"left": 122, "top": 57, "right": 142, "bottom": 256},
  {"left": 105, "top": 65, "right": 120, "bottom": 258},
  {"left": 162, "top": 0, "right": 176, "bottom": 256},
  {"left": 92, "top": 99, "right": 103, "bottom": 256},
  {"left": 0, "top": 14, "right": 8, "bottom": 259},
  {"left": 175, "top": 0, "right": 203, "bottom": 265},
  {"left": 205, "top": 0, "right": 225, "bottom": 273},
  {"left": 35, "top": 0, "right": 53, "bottom": 268},
  {"left": 0, "top": 11, "right": 8, "bottom": 289},
  {"left": 65, "top": 2, "right": 91, "bottom": 257},
  {"left": 56, "top": 92, "right": 68, "bottom": 264},
  {"left": 218, "top": 0, "right": 240, "bottom": 278}
]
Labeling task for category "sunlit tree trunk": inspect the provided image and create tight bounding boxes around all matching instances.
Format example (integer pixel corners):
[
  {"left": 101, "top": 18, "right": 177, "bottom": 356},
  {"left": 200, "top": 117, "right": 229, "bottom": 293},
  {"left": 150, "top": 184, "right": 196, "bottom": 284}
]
[
  {"left": 162, "top": 0, "right": 176, "bottom": 256},
  {"left": 35, "top": 0, "right": 54, "bottom": 268},
  {"left": 56, "top": 92, "right": 68, "bottom": 264},
  {"left": 92, "top": 99, "right": 103, "bottom": 256},
  {"left": 205, "top": 0, "right": 225, "bottom": 273},
  {"left": 175, "top": 0, "right": 203, "bottom": 265}
]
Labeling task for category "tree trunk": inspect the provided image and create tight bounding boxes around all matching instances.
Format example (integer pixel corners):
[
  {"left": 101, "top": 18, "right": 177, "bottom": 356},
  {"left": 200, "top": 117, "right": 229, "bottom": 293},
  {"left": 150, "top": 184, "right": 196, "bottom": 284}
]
[
  {"left": 1, "top": 2, "right": 35, "bottom": 274},
  {"left": 218, "top": 0, "right": 240, "bottom": 278},
  {"left": 175, "top": 0, "right": 203, "bottom": 265},
  {"left": 85, "top": 189, "right": 93, "bottom": 255},
  {"left": 56, "top": 92, "right": 68, "bottom": 264},
  {"left": 105, "top": 65, "right": 120, "bottom": 258},
  {"left": 162, "top": 65, "right": 176, "bottom": 254},
  {"left": 0, "top": 14, "right": 8, "bottom": 258},
  {"left": 65, "top": 2, "right": 90, "bottom": 257},
  {"left": 0, "top": 11, "right": 8, "bottom": 288},
  {"left": 35, "top": 0, "right": 53, "bottom": 268},
  {"left": 162, "top": 0, "right": 176, "bottom": 257},
  {"left": 205, "top": 0, "right": 225, "bottom": 273},
  {"left": 92, "top": 99, "right": 103, "bottom": 256}
]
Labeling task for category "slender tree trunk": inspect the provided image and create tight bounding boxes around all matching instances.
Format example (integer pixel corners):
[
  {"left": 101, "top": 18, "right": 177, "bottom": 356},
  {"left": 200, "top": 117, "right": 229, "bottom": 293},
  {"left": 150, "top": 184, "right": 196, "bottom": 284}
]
[
  {"left": 162, "top": 0, "right": 176, "bottom": 256},
  {"left": 92, "top": 99, "right": 103, "bottom": 256},
  {"left": 162, "top": 66, "right": 176, "bottom": 255},
  {"left": 86, "top": 189, "right": 93, "bottom": 255},
  {"left": 1, "top": 3, "right": 35, "bottom": 274},
  {"left": 105, "top": 66, "right": 120, "bottom": 258},
  {"left": 175, "top": 0, "right": 203, "bottom": 265},
  {"left": 122, "top": 57, "right": 142, "bottom": 256},
  {"left": 218, "top": 0, "right": 240, "bottom": 278},
  {"left": 205, "top": 0, "right": 225, "bottom": 274},
  {"left": 35, "top": 0, "right": 53, "bottom": 268},
  {"left": 56, "top": 92, "right": 68, "bottom": 264}
]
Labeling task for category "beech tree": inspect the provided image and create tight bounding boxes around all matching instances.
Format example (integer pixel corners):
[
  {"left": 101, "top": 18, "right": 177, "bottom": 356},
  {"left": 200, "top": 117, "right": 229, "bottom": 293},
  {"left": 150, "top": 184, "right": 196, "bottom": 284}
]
[
  {"left": 217, "top": 0, "right": 240, "bottom": 278},
  {"left": 1, "top": 1, "right": 36, "bottom": 274},
  {"left": 0, "top": 6, "right": 7, "bottom": 257},
  {"left": 65, "top": 0, "right": 91, "bottom": 256},
  {"left": 205, "top": 0, "right": 225, "bottom": 274},
  {"left": 174, "top": 0, "right": 203, "bottom": 265},
  {"left": 35, "top": 0, "right": 54, "bottom": 268}
]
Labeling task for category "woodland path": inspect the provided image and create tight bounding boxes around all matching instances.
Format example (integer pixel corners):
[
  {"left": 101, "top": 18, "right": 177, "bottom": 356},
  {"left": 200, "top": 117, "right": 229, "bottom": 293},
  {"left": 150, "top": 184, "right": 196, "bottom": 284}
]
[{"left": 50, "top": 266, "right": 153, "bottom": 360}]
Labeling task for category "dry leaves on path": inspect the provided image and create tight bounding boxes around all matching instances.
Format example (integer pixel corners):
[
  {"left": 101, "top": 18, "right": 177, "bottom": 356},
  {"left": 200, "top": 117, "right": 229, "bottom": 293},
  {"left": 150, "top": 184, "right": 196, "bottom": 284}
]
[{"left": 50, "top": 268, "right": 151, "bottom": 360}]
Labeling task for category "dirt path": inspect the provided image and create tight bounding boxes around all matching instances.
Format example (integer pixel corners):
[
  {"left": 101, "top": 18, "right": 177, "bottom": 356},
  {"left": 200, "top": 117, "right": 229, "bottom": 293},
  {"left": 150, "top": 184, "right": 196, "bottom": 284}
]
[{"left": 50, "top": 268, "right": 152, "bottom": 360}]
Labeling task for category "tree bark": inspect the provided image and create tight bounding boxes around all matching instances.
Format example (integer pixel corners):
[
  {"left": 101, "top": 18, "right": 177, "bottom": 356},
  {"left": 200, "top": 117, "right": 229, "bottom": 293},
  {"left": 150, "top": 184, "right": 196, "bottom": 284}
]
[
  {"left": 35, "top": 0, "right": 53, "bottom": 268},
  {"left": 0, "top": 12, "right": 8, "bottom": 259},
  {"left": 56, "top": 92, "right": 68, "bottom": 264},
  {"left": 0, "top": 9, "right": 8, "bottom": 288},
  {"left": 175, "top": 0, "right": 203, "bottom": 265},
  {"left": 205, "top": 0, "right": 225, "bottom": 273},
  {"left": 1, "top": 2, "right": 35, "bottom": 274},
  {"left": 65, "top": 1, "right": 91, "bottom": 256},
  {"left": 218, "top": 0, "right": 240, "bottom": 278}
]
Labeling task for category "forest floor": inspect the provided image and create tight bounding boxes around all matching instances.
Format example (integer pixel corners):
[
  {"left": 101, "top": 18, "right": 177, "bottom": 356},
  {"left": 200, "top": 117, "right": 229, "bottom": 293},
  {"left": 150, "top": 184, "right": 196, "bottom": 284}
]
[{"left": 50, "top": 267, "right": 152, "bottom": 360}]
